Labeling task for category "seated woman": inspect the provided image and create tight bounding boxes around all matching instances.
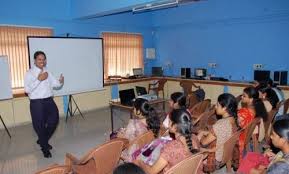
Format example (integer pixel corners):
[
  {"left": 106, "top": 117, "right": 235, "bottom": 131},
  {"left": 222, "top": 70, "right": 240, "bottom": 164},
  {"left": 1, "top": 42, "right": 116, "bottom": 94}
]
[
  {"left": 256, "top": 83, "right": 279, "bottom": 112},
  {"left": 163, "top": 92, "right": 187, "bottom": 129},
  {"left": 117, "top": 98, "right": 161, "bottom": 161},
  {"left": 197, "top": 93, "right": 239, "bottom": 172},
  {"left": 238, "top": 87, "right": 268, "bottom": 161},
  {"left": 267, "top": 79, "right": 285, "bottom": 101},
  {"left": 135, "top": 108, "right": 200, "bottom": 174},
  {"left": 238, "top": 118, "right": 289, "bottom": 174},
  {"left": 117, "top": 98, "right": 160, "bottom": 141},
  {"left": 265, "top": 79, "right": 285, "bottom": 118}
]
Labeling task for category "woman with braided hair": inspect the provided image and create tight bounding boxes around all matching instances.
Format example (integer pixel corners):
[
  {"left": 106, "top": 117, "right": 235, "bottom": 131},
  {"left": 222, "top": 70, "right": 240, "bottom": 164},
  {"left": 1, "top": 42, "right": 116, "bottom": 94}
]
[
  {"left": 135, "top": 108, "right": 200, "bottom": 174},
  {"left": 117, "top": 98, "right": 161, "bottom": 162},
  {"left": 163, "top": 92, "right": 187, "bottom": 128},
  {"left": 197, "top": 93, "right": 239, "bottom": 172}
]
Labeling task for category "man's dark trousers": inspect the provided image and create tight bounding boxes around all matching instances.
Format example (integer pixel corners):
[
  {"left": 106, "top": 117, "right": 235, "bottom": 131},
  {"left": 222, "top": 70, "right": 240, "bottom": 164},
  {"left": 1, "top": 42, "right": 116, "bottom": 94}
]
[{"left": 30, "top": 97, "right": 59, "bottom": 150}]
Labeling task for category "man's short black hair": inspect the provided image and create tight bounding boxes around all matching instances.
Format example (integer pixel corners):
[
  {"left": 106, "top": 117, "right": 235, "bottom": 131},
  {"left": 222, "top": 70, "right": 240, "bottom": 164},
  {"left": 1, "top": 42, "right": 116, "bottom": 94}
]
[
  {"left": 34, "top": 51, "right": 46, "bottom": 60},
  {"left": 113, "top": 163, "right": 146, "bottom": 174}
]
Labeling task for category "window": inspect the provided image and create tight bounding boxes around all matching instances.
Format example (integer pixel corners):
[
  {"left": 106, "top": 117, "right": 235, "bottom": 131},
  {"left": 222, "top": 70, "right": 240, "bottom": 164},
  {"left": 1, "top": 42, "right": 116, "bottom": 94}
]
[
  {"left": 102, "top": 32, "right": 144, "bottom": 78},
  {"left": 0, "top": 26, "right": 53, "bottom": 89}
]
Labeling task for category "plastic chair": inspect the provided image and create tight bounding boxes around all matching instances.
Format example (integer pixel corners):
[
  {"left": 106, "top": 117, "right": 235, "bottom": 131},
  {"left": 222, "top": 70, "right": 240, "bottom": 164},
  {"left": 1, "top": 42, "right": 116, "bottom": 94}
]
[
  {"left": 148, "top": 79, "right": 167, "bottom": 99},
  {"left": 164, "top": 153, "right": 204, "bottom": 174},
  {"left": 243, "top": 118, "right": 260, "bottom": 152},
  {"left": 127, "top": 131, "right": 155, "bottom": 151},
  {"left": 179, "top": 80, "right": 200, "bottom": 96},
  {"left": 120, "top": 131, "right": 156, "bottom": 162},
  {"left": 189, "top": 99, "right": 211, "bottom": 119},
  {"left": 219, "top": 129, "right": 243, "bottom": 173},
  {"left": 283, "top": 98, "right": 289, "bottom": 114},
  {"left": 186, "top": 93, "right": 199, "bottom": 110},
  {"left": 65, "top": 140, "right": 124, "bottom": 174},
  {"left": 236, "top": 94, "right": 242, "bottom": 105},
  {"left": 35, "top": 164, "right": 71, "bottom": 174},
  {"left": 192, "top": 105, "right": 215, "bottom": 132},
  {"left": 264, "top": 108, "right": 278, "bottom": 142}
]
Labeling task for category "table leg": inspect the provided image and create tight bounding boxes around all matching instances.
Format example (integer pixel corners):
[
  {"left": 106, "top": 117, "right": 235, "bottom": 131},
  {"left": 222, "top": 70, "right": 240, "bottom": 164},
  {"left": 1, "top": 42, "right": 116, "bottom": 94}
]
[{"left": 110, "top": 106, "right": 114, "bottom": 132}]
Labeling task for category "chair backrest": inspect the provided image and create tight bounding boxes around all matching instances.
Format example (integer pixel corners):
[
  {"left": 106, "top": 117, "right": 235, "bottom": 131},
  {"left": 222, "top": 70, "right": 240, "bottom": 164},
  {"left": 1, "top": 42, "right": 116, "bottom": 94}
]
[
  {"left": 221, "top": 129, "right": 243, "bottom": 163},
  {"left": 157, "top": 79, "right": 167, "bottom": 91},
  {"left": 243, "top": 118, "right": 260, "bottom": 150},
  {"left": 189, "top": 99, "right": 211, "bottom": 115},
  {"left": 236, "top": 94, "right": 242, "bottom": 105},
  {"left": 81, "top": 140, "right": 124, "bottom": 174},
  {"left": 193, "top": 106, "right": 216, "bottom": 131},
  {"left": 276, "top": 100, "right": 284, "bottom": 110},
  {"left": 35, "top": 165, "right": 70, "bottom": 174},
  {"left": 179, "top": 81, "right": 200, "bottom": 96},
  {"left": 110, "top": 137, "right": 129, "bottom": 150},
  {"left": 186, "top": 93, "right": 199, "bottom": 109},
  {"left": 128, "top": 131, "right": 155, "bottom": 150},
  {"left": 264, "top": 108, "right": 278, "bottom": 135},
  {"left": 284, "top": 98, "right": 289, "bottom": 114},
  {"left": 159, "top": 126, "right": 168, "bottom": 136},
  {"left": 164, "top": 153, "right": 203, "bottom": 174}
]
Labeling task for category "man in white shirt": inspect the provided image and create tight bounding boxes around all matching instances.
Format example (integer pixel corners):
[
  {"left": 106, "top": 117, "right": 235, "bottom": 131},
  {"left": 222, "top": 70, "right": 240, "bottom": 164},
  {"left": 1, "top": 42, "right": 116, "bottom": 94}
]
[{"left": 24, "top": 51, "right": 64, "bottom": 158}]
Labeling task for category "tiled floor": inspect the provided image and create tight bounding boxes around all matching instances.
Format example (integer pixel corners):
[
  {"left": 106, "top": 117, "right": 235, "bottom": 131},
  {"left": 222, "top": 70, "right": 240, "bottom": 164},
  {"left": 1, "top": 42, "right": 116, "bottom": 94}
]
[
  {"left": 0, "top": 108, "right": 131, "bottom": 174},
  {"left": 0, "top": 106, "right": 229, "bottom": 174}
]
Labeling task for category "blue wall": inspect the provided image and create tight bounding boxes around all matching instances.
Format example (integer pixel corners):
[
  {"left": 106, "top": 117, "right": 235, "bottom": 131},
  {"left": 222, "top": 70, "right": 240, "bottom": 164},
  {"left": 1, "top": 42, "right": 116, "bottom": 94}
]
[
  {"left": 149, "top": 0, "right": 289, "bottom": 81},
  {"left": 1, "top": 0, "right": 289, "bottom": 81},
  {"left": 0, "top": 0, "right": 153, "bottom": 37},
  {"left": 0, "top": 0, "right": 154, "bottom": 74},
  {"left": 0, "top": 0, "right": 71, "bottom": 20},
  {"left": 71, "top": 0, "right": 156, "bottom": 18}
]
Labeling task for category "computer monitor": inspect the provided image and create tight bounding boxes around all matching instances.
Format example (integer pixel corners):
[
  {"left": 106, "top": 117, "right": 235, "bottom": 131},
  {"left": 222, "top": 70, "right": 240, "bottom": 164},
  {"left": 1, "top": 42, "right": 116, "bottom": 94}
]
[
  {"left": 119, "top": 88, "right": 136, "bottom": 106},
  {"left": 152, "top": 67, "right": 163, "bottom": 76},
  {"left": 254, "top": 70, "right": 270, "bottom": 82},
  {"left": 135, "top": 86, "right": 148, "bottom": 96},
  {"left": 133, "top": 68, "right": 143, "bottom": 76}
]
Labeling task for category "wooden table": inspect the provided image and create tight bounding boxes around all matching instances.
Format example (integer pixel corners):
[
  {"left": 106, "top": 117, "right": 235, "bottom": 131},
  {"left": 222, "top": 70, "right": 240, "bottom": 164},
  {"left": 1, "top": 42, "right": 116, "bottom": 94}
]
[{"left": 109, "top": 98, "right": 167, "bottom": 131}]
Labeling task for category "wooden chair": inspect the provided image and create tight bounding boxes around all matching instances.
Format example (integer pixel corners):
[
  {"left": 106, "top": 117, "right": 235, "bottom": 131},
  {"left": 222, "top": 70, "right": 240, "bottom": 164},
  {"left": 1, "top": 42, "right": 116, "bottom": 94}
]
[
  {"left": 243, "top": 118, "right": 261, "bottom": 152},
  {"left": 164, "top": 153, "right": 204, "bottom": 174},
  {"left": 283, "top": 98, "right": 289, "bottom": 114},
  {"left": 179, "top": 80, "right": 200, "bottom": 96},
  {"left": 65, "top": 140, "right": 124, "bottom": 174},
  {"left": 148, "top": 79, "right": 167, "bottom": 99},
  {"left": 219, "top": 129, "right": 243, "bottom": 173},
  {"left": 189, "top": 99, "right": 211, "bottom": 119},
  {"left": 35, "top": 164, "right": 71, "bottom": 174}
]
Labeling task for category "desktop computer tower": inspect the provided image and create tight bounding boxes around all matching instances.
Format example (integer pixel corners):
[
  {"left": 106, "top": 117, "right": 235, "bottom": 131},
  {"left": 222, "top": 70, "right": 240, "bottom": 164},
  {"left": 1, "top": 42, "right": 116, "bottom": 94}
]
[
  {"left": 181, "top": 68, "right": 191, "bottom": 78},
  {"left": 274, "top": 71, "right": 288, "bottom": 85}
]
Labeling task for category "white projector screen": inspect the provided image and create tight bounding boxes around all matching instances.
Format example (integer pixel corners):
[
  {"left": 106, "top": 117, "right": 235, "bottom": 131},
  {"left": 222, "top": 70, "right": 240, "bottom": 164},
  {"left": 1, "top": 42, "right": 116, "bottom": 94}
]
[{"left": 28, "top": 37, "right": 103, "bottom": 96}]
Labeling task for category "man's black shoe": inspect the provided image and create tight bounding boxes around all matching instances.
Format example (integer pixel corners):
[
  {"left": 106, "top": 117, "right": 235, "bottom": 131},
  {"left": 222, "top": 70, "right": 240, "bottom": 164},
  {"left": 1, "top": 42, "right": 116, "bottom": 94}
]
[
  {"left": 41, "top": 149, "right": 52, "bottom": 158},
  {"left": 37, "top": 140, "right": 53, "bottom": 150}
]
